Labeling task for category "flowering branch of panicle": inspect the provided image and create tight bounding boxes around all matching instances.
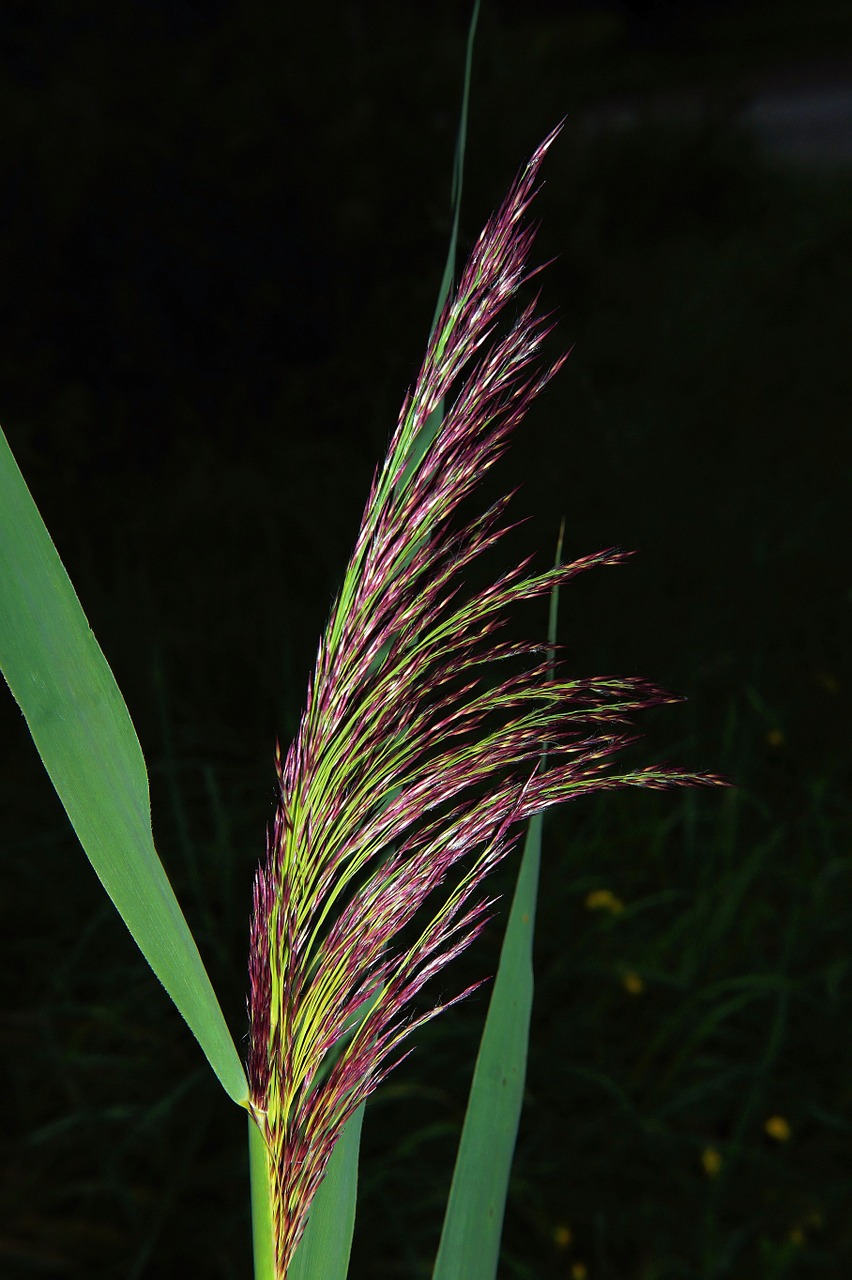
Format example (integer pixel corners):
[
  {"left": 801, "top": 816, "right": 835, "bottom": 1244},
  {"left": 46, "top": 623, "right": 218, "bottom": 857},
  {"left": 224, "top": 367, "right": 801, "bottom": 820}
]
[{"left": 247, "top": 125, "right": 724, "bottom": 1277}]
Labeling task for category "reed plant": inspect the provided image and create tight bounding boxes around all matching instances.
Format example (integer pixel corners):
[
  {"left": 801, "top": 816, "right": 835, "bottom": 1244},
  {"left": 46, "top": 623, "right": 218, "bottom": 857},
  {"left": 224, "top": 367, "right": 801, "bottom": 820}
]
[{"left": 0, "top": 21, "right": 723, "bottom": 1278}]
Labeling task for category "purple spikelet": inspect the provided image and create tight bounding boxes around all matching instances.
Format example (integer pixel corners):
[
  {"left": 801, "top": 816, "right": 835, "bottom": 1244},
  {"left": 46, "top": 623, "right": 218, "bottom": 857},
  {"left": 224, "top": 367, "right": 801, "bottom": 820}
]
[{"left": 247, "top": 126, "right": 724, "bottom": 1276}]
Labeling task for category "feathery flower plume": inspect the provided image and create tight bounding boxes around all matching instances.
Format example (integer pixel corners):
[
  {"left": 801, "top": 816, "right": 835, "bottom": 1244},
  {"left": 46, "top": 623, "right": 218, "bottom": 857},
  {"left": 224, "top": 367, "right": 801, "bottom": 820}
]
[{"left": 247, "top": 126, "right": 722, "bottom": 1276}]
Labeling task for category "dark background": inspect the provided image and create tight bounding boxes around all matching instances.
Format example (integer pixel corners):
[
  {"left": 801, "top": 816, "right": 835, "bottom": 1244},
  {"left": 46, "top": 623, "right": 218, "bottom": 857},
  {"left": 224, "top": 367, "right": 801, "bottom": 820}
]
[{"left": 1, "top": 1, "right": 851, "bottom": 1276}]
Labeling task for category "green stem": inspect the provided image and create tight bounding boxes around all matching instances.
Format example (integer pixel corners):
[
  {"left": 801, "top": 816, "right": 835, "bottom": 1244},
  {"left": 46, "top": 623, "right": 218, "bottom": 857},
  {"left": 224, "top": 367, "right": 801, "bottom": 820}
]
[{"left": 249, "top": 1113, "right": 276, "bottom": 1280}]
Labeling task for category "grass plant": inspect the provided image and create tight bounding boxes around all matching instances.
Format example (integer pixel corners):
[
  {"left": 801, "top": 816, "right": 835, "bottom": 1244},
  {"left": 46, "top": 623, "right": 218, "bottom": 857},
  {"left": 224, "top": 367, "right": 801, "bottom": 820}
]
[
  {"left": 2, "top": 110, "right": 849, "bottom": 1279},
  {"left": 9, "top": 9, "right": 848, "bottom": 1279},
  {"left": 0, "top": 27, "right": 727, "bottom": 1277}
]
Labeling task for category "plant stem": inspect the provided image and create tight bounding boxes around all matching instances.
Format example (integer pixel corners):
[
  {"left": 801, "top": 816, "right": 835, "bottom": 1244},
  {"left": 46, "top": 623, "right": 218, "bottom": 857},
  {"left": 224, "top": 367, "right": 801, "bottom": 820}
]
[{"left": 249, "top": 1113, "right": 277, "bottom": 1280}]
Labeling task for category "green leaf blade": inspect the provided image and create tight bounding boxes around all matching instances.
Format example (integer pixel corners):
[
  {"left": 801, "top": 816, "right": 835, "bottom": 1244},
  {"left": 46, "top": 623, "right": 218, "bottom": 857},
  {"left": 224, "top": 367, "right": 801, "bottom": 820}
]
[
  {"left": 0, "top": 424, "right": 247, "bottom": 1105},
  {"left": 286, "top": 1105, "right": 365, "bottom": 1280},
  {"left": 431, "top": 812, "right": 542, "bottom": 1280}
]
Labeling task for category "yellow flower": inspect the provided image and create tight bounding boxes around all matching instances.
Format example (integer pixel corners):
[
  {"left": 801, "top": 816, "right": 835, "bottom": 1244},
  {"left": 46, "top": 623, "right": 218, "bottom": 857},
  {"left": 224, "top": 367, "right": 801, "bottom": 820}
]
[
  {"left": 764, "top": 1115, "right": 791, "bottom": 1142},
  {"left": 585, "top": 889, "right": 624, "bottom": 914},
  {"left": 571, "top": 1264, "right": 588, "bottom": 1280},
  {"left": 701, "top": 1146, "right": 722, "bottom": 1176},
  {"left": 553, "top": 1224, "right": 572, "bottom": 1249},
  {"left": 623, "top": 970, "right": 644, "bottom": 995},
  {"left": 784, "top": 1208, "right": 823, "bottom": 1245},
  {"left": 765, "top": 728, "right": 785, "bottom": 748}
]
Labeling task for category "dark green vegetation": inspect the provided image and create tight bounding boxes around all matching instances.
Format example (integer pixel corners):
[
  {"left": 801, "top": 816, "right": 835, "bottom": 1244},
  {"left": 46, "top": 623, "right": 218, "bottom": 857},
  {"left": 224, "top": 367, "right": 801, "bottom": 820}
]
[{"left": 1, "top": 1, "right": 850, "bottom": 1277}]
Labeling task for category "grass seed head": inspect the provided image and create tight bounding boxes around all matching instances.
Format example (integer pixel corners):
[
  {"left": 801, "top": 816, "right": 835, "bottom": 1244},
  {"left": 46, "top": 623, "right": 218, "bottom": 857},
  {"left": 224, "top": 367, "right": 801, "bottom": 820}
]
[{"left": 247, "top": 126, "right": 725, "bottom": 1276}]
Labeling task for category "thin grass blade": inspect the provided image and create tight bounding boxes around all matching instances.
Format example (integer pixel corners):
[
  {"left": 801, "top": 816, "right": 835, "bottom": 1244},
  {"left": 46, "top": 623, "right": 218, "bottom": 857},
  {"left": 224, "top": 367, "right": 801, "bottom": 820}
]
[
  {"left": 282, "top": 10, "right": 480, "bottom": 1276},
  {"left": 401, "top": 0, "right": 480, "bottom": 486},
  {"left": 0, "top": 424, "right": 248, "bottom": 1105},
  {"left": 286, "top": 1103, "right": 365, "bottom": 1280},
  {"left": 431, "top": 0, "right": 480, "bottom": 333},
  {"left": 431, "top": 811, "right": 543, "bottom": 1280}
]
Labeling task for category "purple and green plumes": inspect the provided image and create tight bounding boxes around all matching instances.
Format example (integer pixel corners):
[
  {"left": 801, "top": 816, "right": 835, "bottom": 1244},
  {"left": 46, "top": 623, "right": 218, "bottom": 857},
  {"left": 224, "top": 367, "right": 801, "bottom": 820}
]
[{"left": 246, "top": 128, "right": 722, "bottom": 1277}]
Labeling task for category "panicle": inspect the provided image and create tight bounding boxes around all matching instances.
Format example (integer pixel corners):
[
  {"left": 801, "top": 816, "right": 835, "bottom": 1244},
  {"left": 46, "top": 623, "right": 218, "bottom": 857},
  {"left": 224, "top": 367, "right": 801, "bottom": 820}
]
[{"left": 246, "top": 124, "right": 725, "bottom": 1277}]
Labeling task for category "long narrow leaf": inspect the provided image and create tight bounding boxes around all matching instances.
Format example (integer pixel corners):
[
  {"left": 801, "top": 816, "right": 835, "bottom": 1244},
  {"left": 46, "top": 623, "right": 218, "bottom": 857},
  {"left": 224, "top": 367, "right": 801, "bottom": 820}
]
[
  {"left": 432, "top": 814, "right": 543, "bottom": 1280},
  {"left": 283, "top": 8, "right": 481, "bottom": 1277},
  {"left": 286, "top": 1102, "right": 365, "bottom": 1280},
  {"left": 0, "top": 424, "right": 248, "bottom": 1105},
  {"left": 431, "top": 525, "right": 563, "bottom": 1280},
  {"left": 431, "top": 0, "right": 481, "bottom": 334}
]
